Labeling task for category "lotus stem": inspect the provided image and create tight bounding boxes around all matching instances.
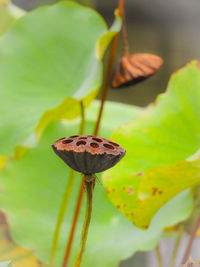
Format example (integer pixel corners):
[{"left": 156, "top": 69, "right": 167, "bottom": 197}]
[{"left": 73, "top": 176, "right": 94, "bottom": 267}]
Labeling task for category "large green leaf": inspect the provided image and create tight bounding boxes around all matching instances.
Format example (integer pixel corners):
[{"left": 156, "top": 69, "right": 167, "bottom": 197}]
[
  {"left": 0, "top": 1, "right": 120, "bottom": 157},
  {"left": 103, "top": 61, "right": 200, "bottom": 229},
  {"left": 0, "top": 101, "right": 193, "bottom": 267}
]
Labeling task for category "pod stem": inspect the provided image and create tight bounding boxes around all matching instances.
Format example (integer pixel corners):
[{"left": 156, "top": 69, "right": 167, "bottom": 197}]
[
  {"left": 79, "top": 101, "right": 85, "bottom": 135},
  {"left": 94, "top": 0, "right": 124, "bottom": 135},
  {"left": 122, "top": 6, "right": 130, "bottom": 56},
  {"left": 73, "top": 176, "right": 94, "bottom": 267},
  {"left": 62, "top": 180, "right": 85, "bottom": 267}
]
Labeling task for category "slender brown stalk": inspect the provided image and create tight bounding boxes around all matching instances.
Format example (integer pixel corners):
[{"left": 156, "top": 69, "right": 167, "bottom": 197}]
[
  {"left": 73, "top": 178, "right": 94, "bottom": 267},
  {"left": 79, "top": 101, "right": 85, "bottom": 135},
  {"left": 62, "top": 180, "right": 85, "bottom": 267},
  {"left": 181, "top": 214, "right": 200, "bottom": 264},
  {"left": 155, "top": 244, "right": 163, "bottom": 267},
  {"left": 50, "top": 101, "right": 85, "bottom": 266},
  {"left": 118, "top": 0, "right": 124, "bottom": 16},
  {"left": 93, "top": 34, "right": 119, "bottom": 135},
  {"left": 169, "top": 225, "right": 184, "bottom": 267},
  {"left": 122, "top": 8, "right": 130, "bottom": 55},
  {"left": 50, "top": 170, "right": 76, "bottom": 266},
  {"left": 94, "top": 0, "right": 124, "bottom": 135}
]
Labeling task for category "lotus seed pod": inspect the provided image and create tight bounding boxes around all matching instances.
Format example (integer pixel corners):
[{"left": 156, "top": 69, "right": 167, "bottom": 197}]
[
  {"left": 112, "top": 53, "right": 163, "bottom": 88},
  {"left": 52, "top": 135, "right": 126, "bottom": 175}
]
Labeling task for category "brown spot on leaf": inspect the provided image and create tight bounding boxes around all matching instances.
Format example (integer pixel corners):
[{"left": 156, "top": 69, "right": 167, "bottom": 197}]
[
  {"left": 152, "top": 187, "right": 158, "bottom": 196},
  {"left": 136, "top": 172, "right": 144, "bottom": 177},
  {"left": 105, "top": 188, "right": 110, "bottom": 194},
  {"left": 112, "top": 188, "right": 116, "bottom": 193},
  {"left": 122, "top": 186, "right": 126, "bottom": 191},
  {"left": 128, "top": 186, "right": 134, "bottom": 195},
  {"left": 152, "top": 187, "right": 163, "bottom": 196},
  {"left": 123, "top": 203, "right": 127, "bottom": 208},
  {"left": 116, "top": 205, "right": 120, "bottom": 209}
]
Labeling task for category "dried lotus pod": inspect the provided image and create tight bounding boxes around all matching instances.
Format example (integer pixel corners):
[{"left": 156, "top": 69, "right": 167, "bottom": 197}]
[
  {"left": 52, "top": 135, "right": 126, "bottom": 175},
  {"left": 112, "top": 53, "right": 163, "bottom": 88}
]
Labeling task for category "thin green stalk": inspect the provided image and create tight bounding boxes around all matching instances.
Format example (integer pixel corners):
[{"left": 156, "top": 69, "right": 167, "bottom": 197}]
[
  {"left": 79, "top": 101, "right": 85, "bottom": 135},
  {"left": 50, "top": 170, "right": 76, "bottom": 266},
  {"left": 169, "top": 225, "right": 184, "bottom": 267},
  {"left": 73, "top": 177, "right": 94, "bottom": 267},
  {"left": 50, "top": 101, "right": 85, "bottom": 266},
  {"left": 155, "top": 245, "right": 163, "bottom": 267}
]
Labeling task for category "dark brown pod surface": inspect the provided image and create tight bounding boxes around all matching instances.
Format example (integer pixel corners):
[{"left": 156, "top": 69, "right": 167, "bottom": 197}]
[
  {"left": 112, "top": 53, "right": 163, "bottom": 88},
  {"left": 52, "top": 135, "right": 126, "bottom": 175}
]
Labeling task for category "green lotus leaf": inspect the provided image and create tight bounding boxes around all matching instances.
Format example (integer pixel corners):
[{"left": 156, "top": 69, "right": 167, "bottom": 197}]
[
  {"left": 0, "top": 101, "right": 193, "bottom": 267},
  {"left": 0, "top": 1, "right": 121, "bottom": 157},
  {"left": 103, "top": 61, "right": 200, "bottom": 229}
]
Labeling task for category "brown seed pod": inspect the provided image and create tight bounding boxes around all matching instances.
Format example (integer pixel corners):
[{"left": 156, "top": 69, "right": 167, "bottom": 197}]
[
  {"left": 112, "top": 53, "right": 163, "bottom": 88},
  {"left": 52, "top": 135, "right": 126, "bottom": 175}
]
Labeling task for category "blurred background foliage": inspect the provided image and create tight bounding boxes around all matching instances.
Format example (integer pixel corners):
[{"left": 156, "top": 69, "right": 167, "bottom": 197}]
[{"left": 12, "top": 0, "right": 200, "bottom": 106}]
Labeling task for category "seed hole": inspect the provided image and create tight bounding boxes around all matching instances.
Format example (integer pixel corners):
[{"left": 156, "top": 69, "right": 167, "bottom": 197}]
[
  {"left": 58, "top": 137, "right": 65, "bottom": 141},
  {"left": 92, "top": 137, "right": 103, "bottom": 143},
  {"left": 62, "top": 139, "right": 73, "bottom": 144},
  {"left": 76, "top": 141, "right": 86, "bottom": 146},
  {"left": 87, "top": 135, "right": 94, "bottom": 137},
  {"left": 90, "top": 143, "right": 99, "bottom": 148},
  {"left": 108, "top": 141, "right": 119, "bottom": 147},
  {"left": 103, "top": 143, "right": 114, "bottom": 150},
  {"left": 79, "top": 137, "right": 87, "bottom": 140},
  {"left": 69, "top": 135, "right": 79, "bottom": 138}
]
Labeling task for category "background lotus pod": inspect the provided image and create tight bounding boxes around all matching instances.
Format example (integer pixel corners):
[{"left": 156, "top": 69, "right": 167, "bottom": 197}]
[
  {"left": 112, "top": 53, "right": 163, "bottom": 88},
  {"left": 52, "top": 135, "right": 126, "bottom": 174}
]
